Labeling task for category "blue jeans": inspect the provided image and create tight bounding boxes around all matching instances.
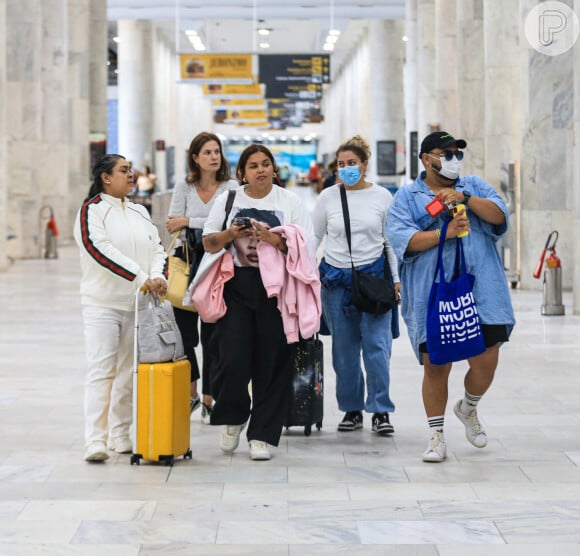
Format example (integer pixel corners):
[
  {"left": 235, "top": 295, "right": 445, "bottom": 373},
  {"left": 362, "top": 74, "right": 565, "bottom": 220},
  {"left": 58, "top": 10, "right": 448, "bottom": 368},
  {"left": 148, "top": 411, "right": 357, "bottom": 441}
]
[{"left": 322, "top": 284, "right": 395, "bottom": 414}]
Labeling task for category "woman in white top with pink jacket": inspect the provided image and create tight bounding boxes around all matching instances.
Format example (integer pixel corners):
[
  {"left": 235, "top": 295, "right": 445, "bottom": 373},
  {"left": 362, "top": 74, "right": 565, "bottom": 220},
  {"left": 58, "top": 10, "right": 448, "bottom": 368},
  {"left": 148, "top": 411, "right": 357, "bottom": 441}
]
[{"left": 200, "top": 144, "right": 318, "bottom": 462}]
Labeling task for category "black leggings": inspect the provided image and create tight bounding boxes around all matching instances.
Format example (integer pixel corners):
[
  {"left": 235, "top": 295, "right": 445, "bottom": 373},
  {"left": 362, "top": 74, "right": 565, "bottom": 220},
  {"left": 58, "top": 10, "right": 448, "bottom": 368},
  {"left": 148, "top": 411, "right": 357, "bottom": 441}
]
[{"left": 173, "top": 307, "right": 217, "bottom": 396}]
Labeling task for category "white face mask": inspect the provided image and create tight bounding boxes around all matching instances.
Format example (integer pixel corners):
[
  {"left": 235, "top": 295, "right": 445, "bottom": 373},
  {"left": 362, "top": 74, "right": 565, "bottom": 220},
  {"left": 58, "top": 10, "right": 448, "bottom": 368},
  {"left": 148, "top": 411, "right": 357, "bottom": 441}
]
[{"left": 430, "top": 154, "right": 462, "bottom": 180}]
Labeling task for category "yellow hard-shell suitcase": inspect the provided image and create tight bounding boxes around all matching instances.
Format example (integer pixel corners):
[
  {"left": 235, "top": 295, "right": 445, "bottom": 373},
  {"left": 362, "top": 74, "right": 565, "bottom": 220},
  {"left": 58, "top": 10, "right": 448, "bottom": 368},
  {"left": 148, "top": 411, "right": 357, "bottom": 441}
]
[
  {"left": 131, "top": 289, "right": 192, "bottom": 466},
  {"left": 131, "top": 360, "right": 192, "bottom": 465}
]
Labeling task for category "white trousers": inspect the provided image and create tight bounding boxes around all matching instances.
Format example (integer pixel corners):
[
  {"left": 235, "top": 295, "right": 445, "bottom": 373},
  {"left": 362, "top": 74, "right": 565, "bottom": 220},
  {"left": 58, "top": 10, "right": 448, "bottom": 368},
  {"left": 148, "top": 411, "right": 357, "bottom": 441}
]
[{"left": 82, "top": 306, "right": 134, "bottom": 447}]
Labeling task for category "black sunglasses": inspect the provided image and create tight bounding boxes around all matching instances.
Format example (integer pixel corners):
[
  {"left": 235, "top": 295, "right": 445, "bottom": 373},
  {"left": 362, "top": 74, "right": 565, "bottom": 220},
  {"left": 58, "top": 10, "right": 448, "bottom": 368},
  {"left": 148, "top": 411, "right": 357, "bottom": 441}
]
[{"left": 430, "top": 150, "right": 464, "bottom": 161}]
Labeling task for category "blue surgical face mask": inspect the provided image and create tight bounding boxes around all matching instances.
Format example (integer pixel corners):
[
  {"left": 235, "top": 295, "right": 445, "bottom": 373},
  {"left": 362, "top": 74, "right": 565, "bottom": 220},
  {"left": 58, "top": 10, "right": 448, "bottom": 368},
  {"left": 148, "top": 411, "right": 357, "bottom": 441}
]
[{"left": 338, "top": 165, "right": 361, "bottom": 187}]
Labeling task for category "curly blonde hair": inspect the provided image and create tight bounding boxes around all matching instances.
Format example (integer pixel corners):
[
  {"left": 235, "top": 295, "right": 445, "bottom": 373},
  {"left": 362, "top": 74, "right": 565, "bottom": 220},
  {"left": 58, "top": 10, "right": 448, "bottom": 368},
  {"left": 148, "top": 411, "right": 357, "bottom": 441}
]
[{"left": 335, "top": 134, "right": 371, "bottom": 162}]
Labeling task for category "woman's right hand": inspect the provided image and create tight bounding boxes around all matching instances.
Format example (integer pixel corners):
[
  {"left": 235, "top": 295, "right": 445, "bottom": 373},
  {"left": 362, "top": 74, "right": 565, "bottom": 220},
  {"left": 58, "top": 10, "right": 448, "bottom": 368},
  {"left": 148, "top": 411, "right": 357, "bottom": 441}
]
[
  {"left": 144, "top": 277, "right": 167, "bottom": 299},
  {"left": 166, "top": 216, "right": 188, "bottom": 234}
]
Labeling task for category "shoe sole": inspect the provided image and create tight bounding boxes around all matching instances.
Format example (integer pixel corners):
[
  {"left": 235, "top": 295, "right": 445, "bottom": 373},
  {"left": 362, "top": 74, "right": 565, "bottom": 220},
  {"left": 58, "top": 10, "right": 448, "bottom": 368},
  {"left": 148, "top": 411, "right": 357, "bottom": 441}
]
[
  {"left": 422, "top": 452, "right": 447, "bottom": 463},
  {"left": 453, "top": 402, "right": 487, "bottom": 448},
  {"left": 337, "top": 424, "right": 363, "bottom": 432},
  {"left": 85, "top": 451, "right": 109, "bottom": 462},
  {"left": 250, "top": 453, "right": 271, "bottom": 461},
  {"left": 372, "top": 426, "right": 394, "bottom": 436}
]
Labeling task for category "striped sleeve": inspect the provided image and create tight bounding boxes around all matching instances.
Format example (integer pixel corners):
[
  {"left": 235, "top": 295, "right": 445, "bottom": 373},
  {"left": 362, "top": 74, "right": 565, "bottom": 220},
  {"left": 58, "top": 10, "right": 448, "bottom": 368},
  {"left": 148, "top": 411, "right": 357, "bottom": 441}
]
[{"left": 77, "top": 196, "right": 140, "bottom": 281}]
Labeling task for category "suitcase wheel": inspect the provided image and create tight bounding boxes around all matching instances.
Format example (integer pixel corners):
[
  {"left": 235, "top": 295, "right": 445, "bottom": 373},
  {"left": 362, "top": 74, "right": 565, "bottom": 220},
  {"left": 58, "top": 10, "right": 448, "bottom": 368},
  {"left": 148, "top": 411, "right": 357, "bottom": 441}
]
[
  {"left": 304, "top": 424, "right": 312, "bottom": 436},
  {"left": 130, "top": 453, "right": 141, "bottom": 466},
  {"left": 184, "top": 449, "right": 193, "bottom": 460},
  {"left": 316, "top": 421, "right": 322, "bottom": 431}
]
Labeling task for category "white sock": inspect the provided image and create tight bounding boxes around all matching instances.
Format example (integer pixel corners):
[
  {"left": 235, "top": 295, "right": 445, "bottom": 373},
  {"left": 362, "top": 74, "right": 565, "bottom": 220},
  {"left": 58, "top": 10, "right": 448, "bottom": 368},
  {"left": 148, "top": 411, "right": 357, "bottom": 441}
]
[
  {"left": 428, "top": 415, "right": 444, "bottom": 435},
  {"left": 461, "top": 391, "right": 481, "bottom": 414}
]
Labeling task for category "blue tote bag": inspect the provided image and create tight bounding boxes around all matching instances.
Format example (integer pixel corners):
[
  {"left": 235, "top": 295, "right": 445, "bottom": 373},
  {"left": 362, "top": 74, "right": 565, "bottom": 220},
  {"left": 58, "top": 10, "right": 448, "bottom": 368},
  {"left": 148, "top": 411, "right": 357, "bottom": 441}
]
[{"left": 426, "top": 218, "right": 486, "bottom": 365}]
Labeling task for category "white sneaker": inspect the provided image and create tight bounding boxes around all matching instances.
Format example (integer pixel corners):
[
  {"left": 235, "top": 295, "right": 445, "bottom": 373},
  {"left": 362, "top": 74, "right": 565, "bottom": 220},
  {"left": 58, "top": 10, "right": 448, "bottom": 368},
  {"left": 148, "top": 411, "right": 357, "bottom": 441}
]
[
  {"left": 249, "top": 440, "right": 271, "bottom": 461},
  {"left": 220, "top": 423, "right": 246, "bottom": 454},
  {"left": 84, "top": 441, "right": 109, "bottom": 462},
  {"left": 454, "top": 400, "right": 487, "bottom": 448},
  {"left": 107, "top": 436, "right": 132, "bottom": 454},
  {"left": 422, "top": 431, "right": 447, "bottom": 463}
]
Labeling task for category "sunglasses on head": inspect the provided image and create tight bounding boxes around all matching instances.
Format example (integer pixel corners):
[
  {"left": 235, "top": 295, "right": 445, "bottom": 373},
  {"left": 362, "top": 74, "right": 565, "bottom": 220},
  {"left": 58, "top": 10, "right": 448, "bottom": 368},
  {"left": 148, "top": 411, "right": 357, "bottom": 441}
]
[{"left": 429, "top": 150, "right": 464, "bottom": 161}]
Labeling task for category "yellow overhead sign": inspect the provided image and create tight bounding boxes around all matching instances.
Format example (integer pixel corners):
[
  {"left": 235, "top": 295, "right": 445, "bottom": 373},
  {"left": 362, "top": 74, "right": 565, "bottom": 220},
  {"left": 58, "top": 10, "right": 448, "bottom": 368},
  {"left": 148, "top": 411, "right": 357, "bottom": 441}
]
[
  {"left": 180, "top": 54, "right": 254, "bottom": 83},
  {"left": 202, "top": 83, "right": 263, "bottom": 98}
]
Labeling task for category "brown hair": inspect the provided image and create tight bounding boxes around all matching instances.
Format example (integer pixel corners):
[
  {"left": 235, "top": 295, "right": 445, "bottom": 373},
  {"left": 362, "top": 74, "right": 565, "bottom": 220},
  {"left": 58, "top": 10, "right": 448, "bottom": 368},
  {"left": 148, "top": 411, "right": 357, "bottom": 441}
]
[
  {"left": 335, "top": 134, "right": 371, "bottom": 163},
  {"left": 186, "top": 132, "right": 231, "bottom": 185},
  {"left": 235, "top": 144, "right": 279, "bottom": 183}
]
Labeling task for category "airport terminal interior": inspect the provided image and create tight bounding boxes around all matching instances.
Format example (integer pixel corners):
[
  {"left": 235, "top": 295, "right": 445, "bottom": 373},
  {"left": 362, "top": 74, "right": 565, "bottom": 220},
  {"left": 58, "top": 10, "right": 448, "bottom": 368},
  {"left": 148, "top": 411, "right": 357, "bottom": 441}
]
[{"left": 1, "top": 0, "right": 580, "bottom": 553}]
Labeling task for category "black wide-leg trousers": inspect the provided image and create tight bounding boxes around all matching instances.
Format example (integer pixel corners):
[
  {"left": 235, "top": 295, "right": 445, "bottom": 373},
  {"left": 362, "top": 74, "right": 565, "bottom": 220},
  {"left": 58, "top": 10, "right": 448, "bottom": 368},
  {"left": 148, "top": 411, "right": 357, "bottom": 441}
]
[{"left": 210, "top": 268, "right": 295, "bottom": 447}]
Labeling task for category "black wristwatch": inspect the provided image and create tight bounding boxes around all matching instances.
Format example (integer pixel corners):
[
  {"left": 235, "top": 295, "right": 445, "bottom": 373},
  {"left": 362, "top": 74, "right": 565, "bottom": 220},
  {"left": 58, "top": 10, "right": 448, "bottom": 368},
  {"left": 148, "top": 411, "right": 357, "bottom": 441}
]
[{"left": 463, "top": 191, "right": 472, "bottom": 205}]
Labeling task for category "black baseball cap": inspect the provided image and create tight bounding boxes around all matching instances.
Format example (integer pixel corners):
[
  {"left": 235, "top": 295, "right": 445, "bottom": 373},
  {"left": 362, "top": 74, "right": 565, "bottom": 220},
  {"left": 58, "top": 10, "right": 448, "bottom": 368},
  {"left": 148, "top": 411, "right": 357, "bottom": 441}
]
[{"left": 419, "top": 131, "right": 467, "bottom": 156}]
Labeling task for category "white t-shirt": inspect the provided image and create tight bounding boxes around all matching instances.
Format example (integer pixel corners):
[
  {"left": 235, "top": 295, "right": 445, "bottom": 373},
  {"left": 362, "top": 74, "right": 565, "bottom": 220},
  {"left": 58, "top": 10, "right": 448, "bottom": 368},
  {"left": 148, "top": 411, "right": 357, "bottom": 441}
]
[
  {"left": 312, "top": 183, "right": 399, "bottom": 281},
  {"left": 204, "top": 186, "right": 315, "bottom": 267}
]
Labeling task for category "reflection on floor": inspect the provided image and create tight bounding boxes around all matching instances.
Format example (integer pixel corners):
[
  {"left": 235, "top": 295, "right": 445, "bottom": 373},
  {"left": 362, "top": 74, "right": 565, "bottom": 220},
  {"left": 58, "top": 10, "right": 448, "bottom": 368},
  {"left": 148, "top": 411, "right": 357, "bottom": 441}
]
[{"left": 1, "top": 244, "right": 580, "bottom": 555}]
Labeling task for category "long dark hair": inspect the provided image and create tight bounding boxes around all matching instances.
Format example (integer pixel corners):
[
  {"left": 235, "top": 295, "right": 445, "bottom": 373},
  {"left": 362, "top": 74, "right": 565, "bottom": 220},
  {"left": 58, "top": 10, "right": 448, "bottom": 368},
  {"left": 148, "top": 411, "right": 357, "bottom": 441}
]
[
  {"left": 84, "top": 154, "right": 126, "bottom": 202},
  {"left": 186, "top": 132, "right": 231, "bottom": 185},
  {"left": 235, "top": 144, "right": 279, "bottom": 183}
]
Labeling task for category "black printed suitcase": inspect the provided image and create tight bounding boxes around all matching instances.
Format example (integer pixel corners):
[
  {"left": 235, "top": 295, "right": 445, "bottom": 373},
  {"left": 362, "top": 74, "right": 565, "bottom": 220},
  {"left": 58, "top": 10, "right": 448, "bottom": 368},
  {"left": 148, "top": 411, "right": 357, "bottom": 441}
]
[{"left": 284, "top": 335, "right": 323, "bottom": 436}]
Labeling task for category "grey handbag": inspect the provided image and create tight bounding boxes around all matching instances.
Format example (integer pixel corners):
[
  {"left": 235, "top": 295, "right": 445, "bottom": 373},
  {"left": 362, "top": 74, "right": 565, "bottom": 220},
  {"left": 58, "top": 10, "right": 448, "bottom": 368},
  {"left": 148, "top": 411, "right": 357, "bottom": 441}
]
[{"left": 136, "top": 290, "right": 185, "bottom": 363}]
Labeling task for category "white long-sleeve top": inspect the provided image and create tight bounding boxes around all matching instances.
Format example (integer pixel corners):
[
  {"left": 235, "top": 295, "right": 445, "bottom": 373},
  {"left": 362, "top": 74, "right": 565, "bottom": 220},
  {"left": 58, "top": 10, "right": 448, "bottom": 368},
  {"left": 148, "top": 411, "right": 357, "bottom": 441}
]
[
  {"left": 312, "top": 184, "right": 400, "bottom": 283},
  {"left": 73, "top": 193, "right": 167, "bottom": 311}
]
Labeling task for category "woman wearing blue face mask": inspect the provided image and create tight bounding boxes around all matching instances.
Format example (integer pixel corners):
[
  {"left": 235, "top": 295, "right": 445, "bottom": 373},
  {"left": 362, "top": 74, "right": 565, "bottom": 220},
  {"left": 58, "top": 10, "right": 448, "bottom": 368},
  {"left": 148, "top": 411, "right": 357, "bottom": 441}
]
[{"left": 312, "top": 135, "right": 401, "bottom": 436}]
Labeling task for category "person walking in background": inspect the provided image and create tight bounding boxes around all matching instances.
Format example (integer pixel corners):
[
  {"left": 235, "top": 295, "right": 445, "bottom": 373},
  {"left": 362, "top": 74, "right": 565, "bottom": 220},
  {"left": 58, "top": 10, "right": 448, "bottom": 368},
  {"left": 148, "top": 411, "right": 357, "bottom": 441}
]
[
  {"left": 386, "top": 131, "right": 515, "bottom": 463},
  {"left": 165, "top": 132, "right": 239, "bottom": 424},
  {"left": 74, "top": 154, "right": 167, "bottom": 462},
  {"left": 312, "top": 135, "right": 400, "bottom": 436},
  {"left": 322, "top": 159, "right": 338, "bottom": 190},
  {"left": 201, "top": 144, "right": 317, "bottom": 461}
]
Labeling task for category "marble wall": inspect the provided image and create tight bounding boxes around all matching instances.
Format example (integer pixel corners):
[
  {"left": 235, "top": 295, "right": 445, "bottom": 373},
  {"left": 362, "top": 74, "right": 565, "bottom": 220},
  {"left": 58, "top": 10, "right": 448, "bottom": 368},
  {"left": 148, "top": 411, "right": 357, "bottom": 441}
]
[
  {"left": 404, "top": 0, "right": 418, "bottom": 181},
  {"left": 519, "top": 0, "right": 575, "bottom": 291},
  {"left": 574, "top": 33, "right": 580, "bottom": 313},
  {"left": 416, "top": 0, "right": 437, "bottom": 137}
]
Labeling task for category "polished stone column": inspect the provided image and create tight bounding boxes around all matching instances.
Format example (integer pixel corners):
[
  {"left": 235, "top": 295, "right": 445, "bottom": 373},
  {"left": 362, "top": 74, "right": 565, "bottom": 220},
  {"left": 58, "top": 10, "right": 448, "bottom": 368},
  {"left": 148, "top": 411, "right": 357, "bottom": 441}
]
[
  {"left": 117, "top": 19, "right": 154, "bottom": 169},
  {"left": 574, "top": 41, "right": 580, "bottom": 314},
  {"left": 368, "top": 20, "right": 405, "bottom": 185},
  {"left": 67, "top": 0, "right": 91, "bottom": 232},
  {"left": 89, "top": 0, "right": 107, "bottom": 140},
  {"left": 519, "top": 0, "right": 574, "bottom": 291},
  {"left": 435, "top": 0, "right": 458, "bottom": 133},
  {"left": 416, "top": 0, "right": 437, "bottom": 138},
  {"left": 404, "top": 0, "right": 418, "bottom": 181},
  {"left": 6, "top": 0, "right": 69, "bottom": 259},
  {"left": 0, "top": 0, "right": 7, "bottom": 270},
  {"left": 456, "top": 0, "right": 484, "bottom": 177}
]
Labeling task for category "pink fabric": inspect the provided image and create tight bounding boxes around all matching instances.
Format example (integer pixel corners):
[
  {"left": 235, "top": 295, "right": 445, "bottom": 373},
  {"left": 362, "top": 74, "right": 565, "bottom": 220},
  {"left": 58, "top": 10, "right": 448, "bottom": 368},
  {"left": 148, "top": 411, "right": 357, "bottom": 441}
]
[
  {"left": 191, "top": 251, "right": 234, "bottom": 323},
  {"left": 257, "top": 224, "right": 321, "bottom": 343}
]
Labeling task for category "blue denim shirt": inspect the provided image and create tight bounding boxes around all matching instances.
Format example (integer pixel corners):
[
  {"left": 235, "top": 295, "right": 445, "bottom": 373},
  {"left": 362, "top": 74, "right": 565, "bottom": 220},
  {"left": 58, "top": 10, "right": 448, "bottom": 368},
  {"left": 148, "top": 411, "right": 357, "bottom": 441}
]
[{"left": 386, "top": 172, "right": 515, "bottom": 362}]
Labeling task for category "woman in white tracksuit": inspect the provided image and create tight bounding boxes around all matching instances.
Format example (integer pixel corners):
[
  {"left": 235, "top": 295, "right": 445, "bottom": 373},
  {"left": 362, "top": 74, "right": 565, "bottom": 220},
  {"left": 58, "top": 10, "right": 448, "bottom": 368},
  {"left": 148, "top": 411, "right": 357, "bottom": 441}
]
[{"left": 74, "top": 154, "right": 167, "bottom": 462}]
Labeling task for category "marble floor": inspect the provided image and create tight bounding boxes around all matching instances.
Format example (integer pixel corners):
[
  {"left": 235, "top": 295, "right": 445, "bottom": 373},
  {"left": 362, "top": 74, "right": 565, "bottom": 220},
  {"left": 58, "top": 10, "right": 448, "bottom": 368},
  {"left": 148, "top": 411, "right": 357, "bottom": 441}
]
[{"left": 1, "top": 244, "right": 580, "bottom": 555}]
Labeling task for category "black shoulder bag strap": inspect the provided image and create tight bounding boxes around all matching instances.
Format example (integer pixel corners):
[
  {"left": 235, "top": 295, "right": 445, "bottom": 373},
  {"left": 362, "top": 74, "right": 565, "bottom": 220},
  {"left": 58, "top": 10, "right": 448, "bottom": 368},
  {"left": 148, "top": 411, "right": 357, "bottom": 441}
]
[
  {"left": 221, "top": 189, "right": 236, "bottom": 231},
  {"left": 339, "top": 184, "right": 392, "bottom": 281},
  {"left": 338, "top": 185, "right": 355, "bottom": 272},
  {"left": 220, "top": 189, "right": 237, "bottom": 249}
]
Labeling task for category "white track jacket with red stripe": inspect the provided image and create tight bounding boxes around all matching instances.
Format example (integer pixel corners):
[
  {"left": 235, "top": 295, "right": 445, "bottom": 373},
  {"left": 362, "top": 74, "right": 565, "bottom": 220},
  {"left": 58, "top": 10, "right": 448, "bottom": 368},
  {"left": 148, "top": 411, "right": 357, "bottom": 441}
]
[{"left": 74, "top": 193, "right": 167, "bottom": 311}]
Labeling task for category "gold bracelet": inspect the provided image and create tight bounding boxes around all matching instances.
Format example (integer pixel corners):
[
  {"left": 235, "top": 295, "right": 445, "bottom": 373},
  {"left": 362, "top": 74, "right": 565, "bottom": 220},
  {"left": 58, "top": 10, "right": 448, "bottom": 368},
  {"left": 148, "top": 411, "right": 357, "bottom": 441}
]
[{"left": 435, "top": 228, "right": 441, "bottom": 239}]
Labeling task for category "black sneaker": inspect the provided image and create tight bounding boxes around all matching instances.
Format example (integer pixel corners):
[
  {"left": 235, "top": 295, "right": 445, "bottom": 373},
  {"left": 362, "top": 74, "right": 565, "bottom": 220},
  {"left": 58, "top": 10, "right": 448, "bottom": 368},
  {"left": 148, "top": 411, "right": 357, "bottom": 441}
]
[
  {"left": 190, "top": 396, "right": 201, "bottom": 415},
  {"left": 337, "top": 411, "right": 363, "bottom": 432},
  {"left": 372, "top": 413, "right": 394, "bottom": 436}
]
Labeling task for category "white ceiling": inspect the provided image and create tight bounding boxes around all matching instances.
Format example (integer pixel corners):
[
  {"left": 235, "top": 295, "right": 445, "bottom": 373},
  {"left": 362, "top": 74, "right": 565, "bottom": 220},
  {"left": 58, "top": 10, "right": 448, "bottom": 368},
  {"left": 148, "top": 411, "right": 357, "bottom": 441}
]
[{"left": 107, "top": 1, "right": 406, "bottom": 72}]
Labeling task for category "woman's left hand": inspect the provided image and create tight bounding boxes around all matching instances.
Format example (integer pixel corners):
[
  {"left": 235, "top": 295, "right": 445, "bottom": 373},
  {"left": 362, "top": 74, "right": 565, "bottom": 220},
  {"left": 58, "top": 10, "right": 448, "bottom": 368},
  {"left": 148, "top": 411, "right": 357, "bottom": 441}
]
[
  {"left": 394, "top": 282, "right": 402, "bottom": 304},
  {"left": 145, "top": 277, "right": 167, "bottom": 299},
  {"left": 253, "top": 222, "right": 287, "bottom": 252}
]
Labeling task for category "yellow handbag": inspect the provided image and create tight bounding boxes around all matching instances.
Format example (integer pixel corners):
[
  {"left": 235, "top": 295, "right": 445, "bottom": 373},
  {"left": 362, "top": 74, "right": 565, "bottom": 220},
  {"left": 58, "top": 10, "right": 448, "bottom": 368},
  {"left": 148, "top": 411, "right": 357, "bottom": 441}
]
[{"left": 166, "top": 232, "right": 197, "bottom": 312}]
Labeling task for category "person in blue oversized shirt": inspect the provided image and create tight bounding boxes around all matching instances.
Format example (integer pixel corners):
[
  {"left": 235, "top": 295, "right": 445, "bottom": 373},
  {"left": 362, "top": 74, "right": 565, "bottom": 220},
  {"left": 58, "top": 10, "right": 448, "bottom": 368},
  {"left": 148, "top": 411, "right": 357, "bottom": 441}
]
[{"left": 386, "top": 131, "right": 515, "bottom": 463}]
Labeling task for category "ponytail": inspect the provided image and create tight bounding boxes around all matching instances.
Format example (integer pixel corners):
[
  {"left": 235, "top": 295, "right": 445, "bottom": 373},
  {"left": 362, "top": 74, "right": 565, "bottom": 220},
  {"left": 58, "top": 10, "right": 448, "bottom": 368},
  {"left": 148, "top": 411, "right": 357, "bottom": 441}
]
[{"left": 84, "top": 154, "right": 126, "bottom": 202}]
